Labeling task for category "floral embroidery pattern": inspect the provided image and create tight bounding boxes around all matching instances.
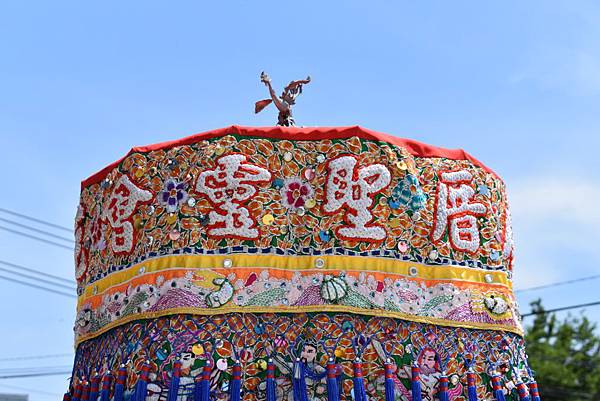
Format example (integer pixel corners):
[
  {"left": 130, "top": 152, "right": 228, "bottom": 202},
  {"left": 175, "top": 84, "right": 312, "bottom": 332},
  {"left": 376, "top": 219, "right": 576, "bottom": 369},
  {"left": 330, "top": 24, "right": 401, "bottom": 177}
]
[
  {"left": 159, "top": 178, "right": 188, "bottom": 213},
  {"left": 281, "top": 178, "right": 313, "bottom": 210}
]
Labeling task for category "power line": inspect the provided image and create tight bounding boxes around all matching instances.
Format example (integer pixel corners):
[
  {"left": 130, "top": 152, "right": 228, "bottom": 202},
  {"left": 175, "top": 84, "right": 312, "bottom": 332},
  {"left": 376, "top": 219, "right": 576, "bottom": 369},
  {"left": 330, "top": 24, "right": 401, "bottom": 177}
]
[
  {"left": 515, "top": 274, "right": 600, "bottom": 293},
  {"left": 522, "top": 300, "right": 600, "bottom": 317},
  {"left": 0, "top": 225, "right": 73, "bottom": 251},
  {"left": 0, "top": 371, "right": 71, "bottom": 379},
  {"left": 0, "top": 273, "right": 76, "bottom": 298},
  {"left": 0, "top": 207, "right": 72, "bottom": 233},
  {"left": 0, "top": 383, "right": 63, "bottom": 397},
  {"left": 0, "top": 216, "right": 74, "bottom": 243},
  {"left": 0, "top": 267, "right": 74, "bottom": 291},
  {"left": 0, "top": 260, "right": 74, "bottom": 285},
  {"left": 0, "top": 353, "right": 72, "bottom": 362}
]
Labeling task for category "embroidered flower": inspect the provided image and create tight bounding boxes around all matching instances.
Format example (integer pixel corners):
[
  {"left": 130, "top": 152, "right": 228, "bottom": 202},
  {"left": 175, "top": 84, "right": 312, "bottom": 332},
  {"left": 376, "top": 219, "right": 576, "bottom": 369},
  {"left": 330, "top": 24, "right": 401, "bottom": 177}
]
[
  {"left": 159, "top": 179, "right": 188, "bottom": 213},
  {"left": 281, "top": 178, "right": 313, "bottom": 209}
]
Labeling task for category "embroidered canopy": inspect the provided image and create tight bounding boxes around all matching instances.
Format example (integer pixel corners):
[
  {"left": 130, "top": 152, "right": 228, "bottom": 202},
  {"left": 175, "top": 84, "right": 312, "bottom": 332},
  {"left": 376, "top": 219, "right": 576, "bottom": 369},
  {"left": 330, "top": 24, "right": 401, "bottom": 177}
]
[{"left": 68, "top": 126, "right": 539, "bottom": 401}]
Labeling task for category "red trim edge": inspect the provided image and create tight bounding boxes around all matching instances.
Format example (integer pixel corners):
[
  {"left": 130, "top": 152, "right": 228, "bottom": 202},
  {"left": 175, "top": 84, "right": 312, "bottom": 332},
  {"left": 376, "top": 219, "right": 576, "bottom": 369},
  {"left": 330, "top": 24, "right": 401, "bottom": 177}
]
[{"left": 81, "top": 125, "right": 499, "bottom": 189}]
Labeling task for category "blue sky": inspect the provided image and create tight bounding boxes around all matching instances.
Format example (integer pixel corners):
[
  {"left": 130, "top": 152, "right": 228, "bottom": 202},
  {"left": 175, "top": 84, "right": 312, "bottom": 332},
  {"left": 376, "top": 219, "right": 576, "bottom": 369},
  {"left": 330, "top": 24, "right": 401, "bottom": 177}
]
[{"left": 1, "top": 1, "right": 600, "bottom": 399}]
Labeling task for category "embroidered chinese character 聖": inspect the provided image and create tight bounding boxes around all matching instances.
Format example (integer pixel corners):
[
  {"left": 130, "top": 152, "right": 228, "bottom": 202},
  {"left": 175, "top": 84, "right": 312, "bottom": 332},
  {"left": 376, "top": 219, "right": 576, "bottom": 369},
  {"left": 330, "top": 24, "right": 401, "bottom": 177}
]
[
  {"left": 196, "top": 154, "right": 271, "bottom": 239},
  {"left": 432, "top": 170, "right": 487, "bottom": 253},
  {"left": 323, "top": 155, "right": 391, "bottom": 241},
  {"left": 103, "top": 175, "right": 152, "bottom": 254}
]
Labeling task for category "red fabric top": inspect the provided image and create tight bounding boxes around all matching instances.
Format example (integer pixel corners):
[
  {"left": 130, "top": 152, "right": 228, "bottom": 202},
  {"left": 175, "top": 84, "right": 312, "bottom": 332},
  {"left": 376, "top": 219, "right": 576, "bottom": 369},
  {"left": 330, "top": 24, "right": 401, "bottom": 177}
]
[{"left": 81, "top": 125, "right": 498, "bottom": 189}]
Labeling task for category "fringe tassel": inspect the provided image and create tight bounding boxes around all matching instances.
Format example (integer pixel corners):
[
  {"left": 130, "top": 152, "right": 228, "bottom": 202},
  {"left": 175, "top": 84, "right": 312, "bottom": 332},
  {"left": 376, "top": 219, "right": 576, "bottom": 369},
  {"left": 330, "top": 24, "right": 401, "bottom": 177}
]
[
  {"left": 437, "top": 375, "right": 449, "bottom": 401},
  {"left": 336, "top": 364, "right": 342, "bottom": 401},
  {"left": 292, "top": 358, "right": 308, "bottom": 401},
  {"left": 516, "top": 381, "right": 531, "bottom": 401},
  {"left": 527, "top": 381, "right": 541, "bottom": 401},
  {"left": 491, "top": 374, "right": 506, "bottom": 401},
  {"left": 89, "top": 375, "right": 101, "bottom": 401},
  {"left": 113, "top": 365, "right": 127, "bottom": 401},
  {"left": 352, "top": 360, "right": 367, "bottom": 401},
  {"left": 230, "top": 362, "right": 242, "bottom": 401},
  {"left": 81, "top": 380, "right": 91, "bottom": 401},
  {"left": 383, "top": 360, "right": 395, "bottom": 401},
  {"left": 326, "top": 359, "right": 339, "bottom": 401},
  {"left": 167, "top": 361, "right": 182, "bottom": 401},
  {"left": 411, "top": 364, "right": 422, "bottom": 401},
  {"left": 99, "top": 374, "right": 112, "bottom": 401},
  {"left": 466, "top": 369, "right": 478, "bottom": 401},
  {"left": 266, "top": 359, "right": 276, "bottom": 401},
  {"left": 72, "top": 380, "right": 82, "bottom": 401},
  {"left": 199, "top": 359, "right": 212, "bottom": 401},
  {"left": 133, "top": 363, "right": 151, "bottom": 401}
]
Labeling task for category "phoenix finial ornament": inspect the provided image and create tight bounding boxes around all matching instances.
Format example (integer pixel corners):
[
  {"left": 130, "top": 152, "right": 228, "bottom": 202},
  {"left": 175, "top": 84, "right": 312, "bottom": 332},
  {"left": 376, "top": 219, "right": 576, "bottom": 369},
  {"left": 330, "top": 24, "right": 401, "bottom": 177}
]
[{"left": 255, "top": 72, "right": 311, "bottom": 127}]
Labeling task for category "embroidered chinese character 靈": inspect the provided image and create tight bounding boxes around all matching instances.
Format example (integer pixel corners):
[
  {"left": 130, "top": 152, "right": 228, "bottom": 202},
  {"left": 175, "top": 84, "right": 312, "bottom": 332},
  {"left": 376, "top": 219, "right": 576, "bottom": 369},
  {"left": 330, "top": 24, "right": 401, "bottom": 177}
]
[
  {"left": 431, "top": 170, "right": 487, "bottom": 253},
  {"left": 103, "top": 175, "right": 152, "bottom": 254},
  {"left": 196, "top": 154, "right": 271, "bottom": 239},
  {"left": 322, "top": 155, "right": 391, "bottom": 241}
]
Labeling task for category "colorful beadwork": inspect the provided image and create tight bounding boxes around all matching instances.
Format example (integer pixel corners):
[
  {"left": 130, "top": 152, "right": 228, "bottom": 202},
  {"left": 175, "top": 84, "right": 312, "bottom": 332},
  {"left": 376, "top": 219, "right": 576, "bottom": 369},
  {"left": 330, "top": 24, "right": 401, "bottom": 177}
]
[{"left": 68, "top": 126, "right": 535, "bottom": 400}]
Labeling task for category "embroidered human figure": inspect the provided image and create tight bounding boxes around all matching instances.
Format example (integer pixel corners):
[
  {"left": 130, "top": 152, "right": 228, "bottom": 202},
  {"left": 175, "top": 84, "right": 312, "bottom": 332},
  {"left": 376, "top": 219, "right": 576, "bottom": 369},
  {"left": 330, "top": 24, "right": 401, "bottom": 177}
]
[
  {"left": 103, "top": 175, "right": 152, "bottom": 254},
  {"left": 323, "top": 155, "right": 391, "bottom": 241},
  {"left": 196, "top": 154, "right": 271, "bottom": 239},
  {"left": 432, "top": 170, "right": 487, "bottom": 253}
]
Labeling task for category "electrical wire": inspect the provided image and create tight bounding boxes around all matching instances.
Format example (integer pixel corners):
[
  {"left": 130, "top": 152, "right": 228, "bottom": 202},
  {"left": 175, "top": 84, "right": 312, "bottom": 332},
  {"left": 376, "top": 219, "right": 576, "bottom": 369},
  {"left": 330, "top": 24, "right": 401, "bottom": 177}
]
[
  {"left": 0, "top": 260, "right": 74, "bottom": 285},
  {"left": 0, "top": 273, "right": 76, "bottom": 298},
  {"left": 0, "top": 383, "right": 62, "bottom": 397},
  {"left": 0, "top": 207, "right": 72, "bottom": 233},
  {"left": 0, "top": 225, "right": 73, "bottom": 251},
  {"left": 0, "top": 216, "right": 74, "bottom": 243},
  {"left": 0, "top": 353, "right": 72, "bottom": 362},
  {"left": 0, "top": 266, "right": 74, "bottom": 291},
  {"left": 515, "top": 274, "right": 600, "bottom": 293},
  {"left": 522, "top": 300, "right": 600, "bottom": 317}
]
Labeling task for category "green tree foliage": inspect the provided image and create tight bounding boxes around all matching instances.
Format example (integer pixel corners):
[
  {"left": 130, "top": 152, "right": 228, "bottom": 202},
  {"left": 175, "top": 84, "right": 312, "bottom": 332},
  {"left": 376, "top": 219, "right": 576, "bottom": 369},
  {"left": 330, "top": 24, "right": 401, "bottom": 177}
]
[{"left": 525, "top": 299, "right": 600, "bottom": 400}]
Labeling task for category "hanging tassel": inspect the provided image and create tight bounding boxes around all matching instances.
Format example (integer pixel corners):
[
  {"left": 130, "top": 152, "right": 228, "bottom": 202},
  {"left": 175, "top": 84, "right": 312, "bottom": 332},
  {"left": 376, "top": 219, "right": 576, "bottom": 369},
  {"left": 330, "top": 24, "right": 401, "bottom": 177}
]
[
  {"left": 230, "top": 361, "right": 242, "bottom": 401},
  {"left": 72, "top": 380, "right": 82, "bottom": 401},
  {"left": 516, "top": 381, "right": 531, "bottom": 401},
  {"left": 133, "top": 363, "right": 151, "bottom": 401},
  {"left": 99, "top": 374, "right": 112, "bottom": 401},
  {"left": 89, "top": 375, "right": 101, "bottom": 401},
  {"left": 194, "top": 359, "right": 211, "bottom": 401},
  {"left": 80, "top": 379, "right": 91, "bottom": 401},
  {"left": 292, "top": 358, "right": 308, "bottom": 401},
  {"left": 437, "top": 375, "right": 449, "bottom": 401},
  {"left": 411, "top": 364, "right": 422, "bottom": 401},
  {"left": 466, "top": 368, "right": 478, "bottom": 401},
  {"left": 352, "top": 359, "right": 368, "bottom": 401},
  {"left": 326, "top": 359, "right": 339, "bottom": 401},
  {"left": 114, "top": 365, "right": 127, "bottom": 401},
  {"left": 167, "top": 360, "right": 182, "bottom": 401},
  {"left": 383, "top": 359, "right": 395, "bottom": 401},
  {"left": 266, "top": 359, "right": 277, "bottom": 401},
  {"left": 527, "top": 381, "right": 541, "bottom": 401},
  {"left": 491, "top": 374, "right": 506, "bottom": 401}
]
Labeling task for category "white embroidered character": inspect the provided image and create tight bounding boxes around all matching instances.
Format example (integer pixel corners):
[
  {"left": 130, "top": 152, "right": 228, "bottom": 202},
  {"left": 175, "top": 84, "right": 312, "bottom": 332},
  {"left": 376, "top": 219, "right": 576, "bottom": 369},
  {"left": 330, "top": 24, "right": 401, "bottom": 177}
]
[
  {"left": 196, "top": 154, "right": 271, "bottom": 239},
  {"left": 432, "top": 170, "right": 487, "bottom": 253},
  {"left": 323, "top": 155, "right": 391, "bottom": 241},
  {"left": 103, "top": 175, "right": 152, "bottom": 253}
]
